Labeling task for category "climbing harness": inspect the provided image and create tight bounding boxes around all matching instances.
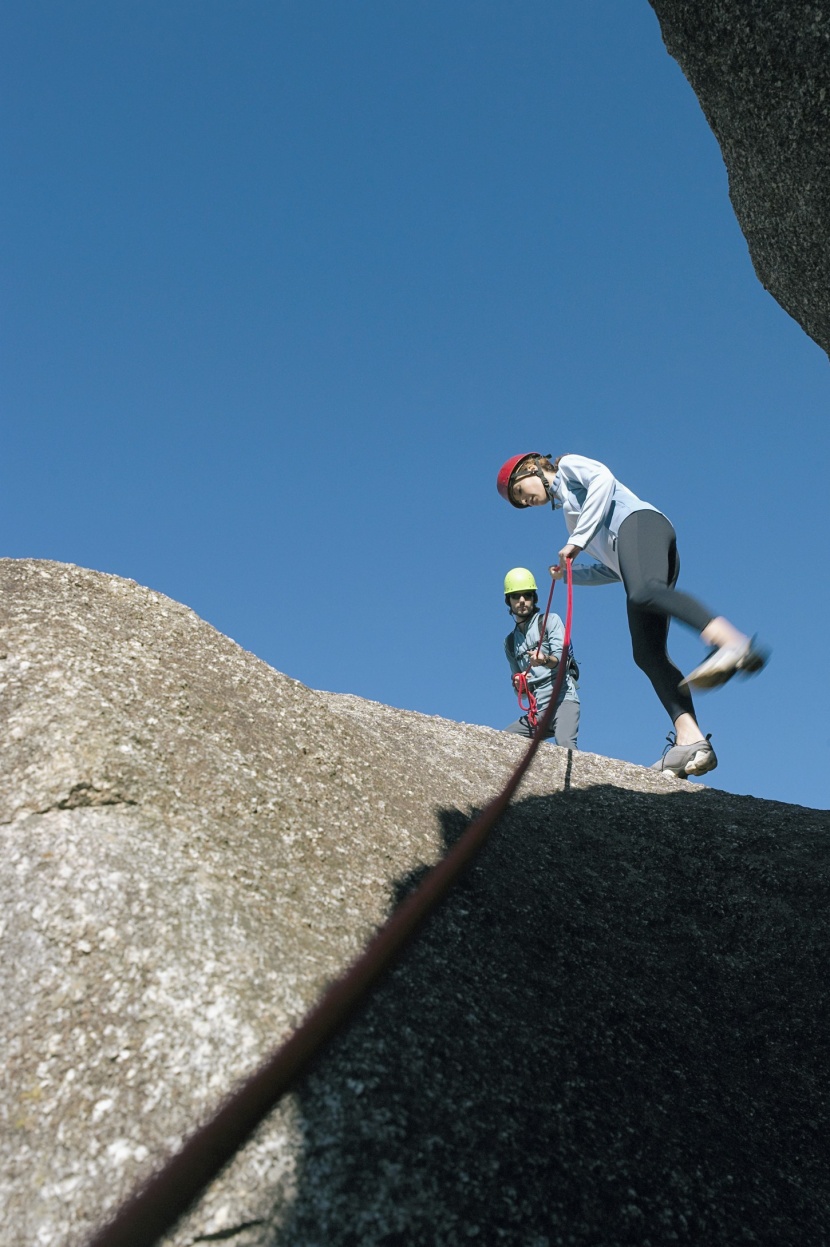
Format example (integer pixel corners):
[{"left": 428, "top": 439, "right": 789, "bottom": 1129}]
[{"left": 87, "top": 563, "right": 575, "bottom": 1247}]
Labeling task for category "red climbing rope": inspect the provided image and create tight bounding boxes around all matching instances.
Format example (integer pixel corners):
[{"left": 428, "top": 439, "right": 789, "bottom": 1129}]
[
  {"left": 514, "top": 670, "right": 539, "bottom": 729},
  {"left": 86, "top": 562, "right": 575, "bottom": 1247},
  {"left": 535, "top": 577, "right": 556, "bottom": 652},
  {"left": 535, "top": 564, "right": 572, "bottom": 727}
]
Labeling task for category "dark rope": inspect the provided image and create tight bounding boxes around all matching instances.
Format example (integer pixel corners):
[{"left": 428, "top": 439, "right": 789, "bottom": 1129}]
[{"left": 87, "top": 564, "right": 574, "bottom": 1247}]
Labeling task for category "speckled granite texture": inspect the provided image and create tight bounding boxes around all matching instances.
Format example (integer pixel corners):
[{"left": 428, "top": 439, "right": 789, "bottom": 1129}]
[
  {"left": 648, "top": 0, "right": 830, "bottom": 357},
  {"left": 2, "top": 559, "right": 829, "bottom": 1246}
]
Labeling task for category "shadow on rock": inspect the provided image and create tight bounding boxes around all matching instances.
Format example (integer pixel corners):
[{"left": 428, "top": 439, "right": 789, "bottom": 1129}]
[{"left": 269, "top": 784, "right": 830, "bottom": 1246}]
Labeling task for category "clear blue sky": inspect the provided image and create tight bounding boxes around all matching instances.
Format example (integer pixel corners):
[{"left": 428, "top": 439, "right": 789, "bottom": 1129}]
[{"left": 3, "top": 2, "right": 828, "bottom": 809}]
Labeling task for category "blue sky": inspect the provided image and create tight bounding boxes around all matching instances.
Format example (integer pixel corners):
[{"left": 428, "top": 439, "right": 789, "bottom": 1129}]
[{"left": 2, "top": 2, "right": 828, "bottom": 810}]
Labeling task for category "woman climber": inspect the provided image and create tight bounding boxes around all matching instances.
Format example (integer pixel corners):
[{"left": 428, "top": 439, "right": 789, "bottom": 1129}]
[{"left": 496, "top": 452, "right": 768, "bottom": 779}]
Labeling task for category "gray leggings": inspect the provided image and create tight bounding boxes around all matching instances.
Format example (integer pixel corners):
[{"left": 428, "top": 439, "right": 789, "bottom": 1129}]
[
  {"left": 504, "top": 698, "right": 580, "bottom": 748},
  {"left": 616, "top": 510, "right": 715, "bottom": 722}
]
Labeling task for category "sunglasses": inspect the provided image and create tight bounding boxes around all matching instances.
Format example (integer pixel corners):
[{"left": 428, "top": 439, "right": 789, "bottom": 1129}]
[{"left": 508, "top": 592, "right": 536, "bottom": 600}]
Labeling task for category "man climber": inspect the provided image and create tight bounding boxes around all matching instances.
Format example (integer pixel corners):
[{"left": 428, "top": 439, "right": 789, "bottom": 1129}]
[{"left": 502, "top": 567, "right": 580, "bottom": 747}]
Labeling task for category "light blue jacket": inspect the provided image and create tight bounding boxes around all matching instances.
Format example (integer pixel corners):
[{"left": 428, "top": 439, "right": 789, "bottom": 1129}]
[
  {"left": 553, "top": 454, "right": 665, "bottom": 584},
  {"left": 504, "top": 610, "right": 579, "bottom": 708}
]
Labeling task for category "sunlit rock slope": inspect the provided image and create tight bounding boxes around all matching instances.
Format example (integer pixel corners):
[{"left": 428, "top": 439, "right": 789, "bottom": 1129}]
[
  {"left": 2, "top": 559, "right": 829, "bottom": 1246},
  {"left": 648, "top": 0, "right": 830, "bottom": 357}
]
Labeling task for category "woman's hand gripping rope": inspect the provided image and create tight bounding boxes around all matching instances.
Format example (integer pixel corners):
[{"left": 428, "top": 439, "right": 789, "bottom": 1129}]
[{"left": 550, "top": 545, "right": 581, "bottom": 579}]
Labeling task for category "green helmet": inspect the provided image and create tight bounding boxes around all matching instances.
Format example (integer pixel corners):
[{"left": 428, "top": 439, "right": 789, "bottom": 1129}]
[{"left": 503, "top": 567, "right": 538, "bottom": 596}]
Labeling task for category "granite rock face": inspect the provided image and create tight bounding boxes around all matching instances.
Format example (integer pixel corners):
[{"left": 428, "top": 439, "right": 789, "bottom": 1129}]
[
  {"left": 649, "top": 0, "right": 830, "bottom": 356},
  {"left": 2, "top": 559, "right": 830, "bottom": 1246}
]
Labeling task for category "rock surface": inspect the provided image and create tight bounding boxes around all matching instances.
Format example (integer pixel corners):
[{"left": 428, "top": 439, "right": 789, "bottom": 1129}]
[
  {"left": 2, "top": 559, "right": 829, "bottom": 1246},
  {"left": 648, "top": 0, "right": 830, "bottom": 357}
]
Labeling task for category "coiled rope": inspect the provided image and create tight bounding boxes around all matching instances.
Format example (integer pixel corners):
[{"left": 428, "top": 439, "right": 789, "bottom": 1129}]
[{"left": 87, "top": 562, "right": 574, "bottom": 1247}]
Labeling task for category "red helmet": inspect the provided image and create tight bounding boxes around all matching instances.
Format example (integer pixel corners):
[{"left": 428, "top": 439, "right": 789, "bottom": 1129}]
[{"left": 496, "top": 452, "right": 543, "bottom": 507}]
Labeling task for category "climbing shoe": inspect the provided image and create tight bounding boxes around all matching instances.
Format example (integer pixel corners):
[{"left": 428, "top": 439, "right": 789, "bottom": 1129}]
[
  {"left": 680, "top": 636, "right": 769, "bottom": 693},
  {"left": 651, "top": 733, "right": 718, "bottom": 779}
]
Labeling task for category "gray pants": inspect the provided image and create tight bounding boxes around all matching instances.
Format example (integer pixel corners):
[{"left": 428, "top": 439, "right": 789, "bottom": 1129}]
[{"left": 504, "top": 698, "right": 580, "bottom": 748}]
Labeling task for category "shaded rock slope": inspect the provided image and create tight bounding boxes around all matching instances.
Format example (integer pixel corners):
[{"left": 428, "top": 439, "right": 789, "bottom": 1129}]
[
  {"left": 648, "top": 0, "right": 830, "bottom": 358},
  {"left": 2, "top": 558, "right": 829, "bottom": 1247}
]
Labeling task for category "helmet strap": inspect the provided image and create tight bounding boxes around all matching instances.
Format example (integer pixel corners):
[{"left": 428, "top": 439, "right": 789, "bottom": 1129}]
[{"left": 532, "top": 467, "right": 559, "bottom": 509}]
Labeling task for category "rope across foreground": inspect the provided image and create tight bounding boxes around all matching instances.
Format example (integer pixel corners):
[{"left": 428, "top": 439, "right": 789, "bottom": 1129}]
[{"left": 87, "top": 562, "right": 575, "bottom": 1247}]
